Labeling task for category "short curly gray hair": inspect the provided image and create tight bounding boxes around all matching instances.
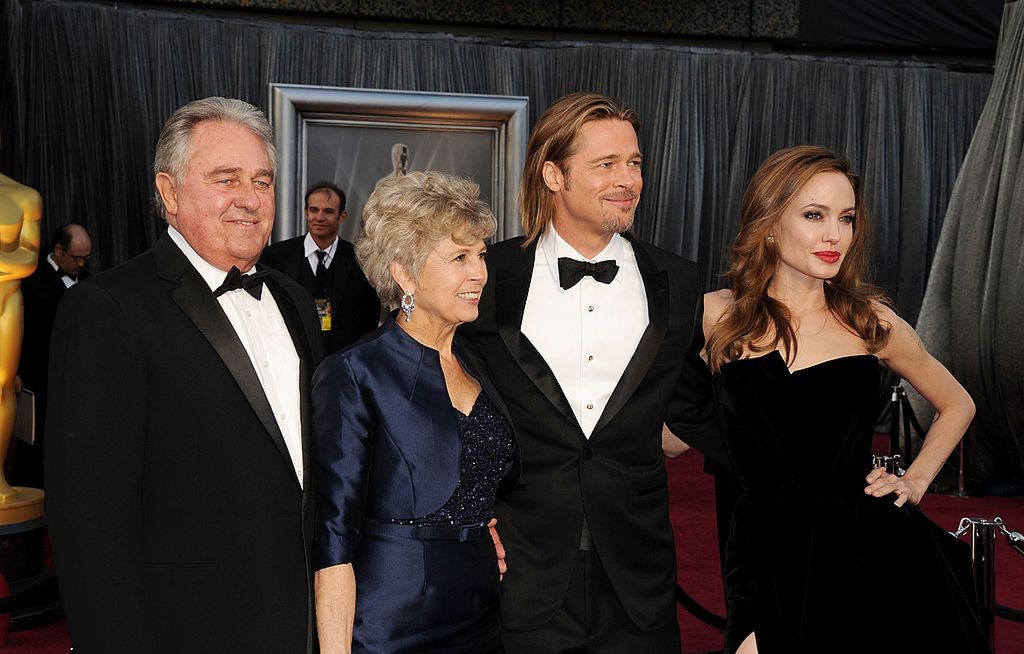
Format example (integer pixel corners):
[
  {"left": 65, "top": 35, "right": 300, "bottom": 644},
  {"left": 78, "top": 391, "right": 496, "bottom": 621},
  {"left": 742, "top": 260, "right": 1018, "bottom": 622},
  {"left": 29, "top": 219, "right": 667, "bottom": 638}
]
[
  {"left": 357, "top": 171, "right": 496, "bottom": 310},
  {"left": 153, "top": 97, "right": 276, "bottom": 219}
]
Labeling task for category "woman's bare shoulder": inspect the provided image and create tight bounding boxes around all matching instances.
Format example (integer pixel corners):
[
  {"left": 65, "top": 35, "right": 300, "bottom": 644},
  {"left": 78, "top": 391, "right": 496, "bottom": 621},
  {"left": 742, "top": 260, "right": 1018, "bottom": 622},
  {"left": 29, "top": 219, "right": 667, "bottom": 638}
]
[{"left": 703, "top": 288, "right": 734, "bottom": 336}]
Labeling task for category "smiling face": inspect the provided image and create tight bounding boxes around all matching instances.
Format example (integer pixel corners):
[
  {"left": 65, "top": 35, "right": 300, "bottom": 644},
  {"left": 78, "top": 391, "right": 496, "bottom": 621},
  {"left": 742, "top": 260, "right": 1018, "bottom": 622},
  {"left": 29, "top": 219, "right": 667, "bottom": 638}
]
[
  {"left": 772, "top": 171, "right": 856, "bottom": 283},
  {"left": 305, "top": 189, "right": 344, "bottom": 248},
  {"left": 400, "top": 235, "right": 487, "bottom": 329},
  {"left": 545, "top": 119, "right": 643, "bottom": 246},
  {"left": 156, "top": 120, "right": 275, "bottom": 272}
]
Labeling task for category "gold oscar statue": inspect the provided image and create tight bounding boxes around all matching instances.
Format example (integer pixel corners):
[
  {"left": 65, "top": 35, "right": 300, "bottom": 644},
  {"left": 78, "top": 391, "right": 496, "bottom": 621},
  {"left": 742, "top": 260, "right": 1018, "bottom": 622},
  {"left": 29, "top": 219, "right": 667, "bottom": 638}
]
[{"left": 0, "top": 171, "right": 44, "bottom": 524}]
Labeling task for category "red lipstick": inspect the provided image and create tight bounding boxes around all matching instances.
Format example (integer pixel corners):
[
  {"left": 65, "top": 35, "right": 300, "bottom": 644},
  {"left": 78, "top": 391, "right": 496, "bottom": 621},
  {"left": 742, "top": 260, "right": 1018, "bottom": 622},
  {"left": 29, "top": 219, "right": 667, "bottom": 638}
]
[{"left": 814, "top": 251, "right": 840, "bottom": 264}]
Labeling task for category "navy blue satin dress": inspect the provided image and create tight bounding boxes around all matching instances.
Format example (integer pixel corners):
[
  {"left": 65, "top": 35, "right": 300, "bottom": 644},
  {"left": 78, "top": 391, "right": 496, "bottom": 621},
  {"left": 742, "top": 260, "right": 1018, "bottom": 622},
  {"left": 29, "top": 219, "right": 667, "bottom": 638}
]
[{"left": 312, "top": 317, "right": 516, "bottom": 653}]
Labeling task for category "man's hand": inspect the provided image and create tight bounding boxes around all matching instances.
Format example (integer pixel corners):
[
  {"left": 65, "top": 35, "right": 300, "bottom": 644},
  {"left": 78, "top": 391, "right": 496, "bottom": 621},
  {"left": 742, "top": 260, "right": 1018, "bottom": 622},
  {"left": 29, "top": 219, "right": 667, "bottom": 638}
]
[{"left": 487, "top": 518, "right": 506, "bottom": 581}]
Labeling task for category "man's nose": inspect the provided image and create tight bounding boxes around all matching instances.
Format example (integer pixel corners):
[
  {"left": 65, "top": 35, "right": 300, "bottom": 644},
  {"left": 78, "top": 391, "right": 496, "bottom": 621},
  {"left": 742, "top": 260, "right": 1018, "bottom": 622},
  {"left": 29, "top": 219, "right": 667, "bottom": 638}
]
[{"left": 235, "top": 184, "right": 261, "bottom": 211}]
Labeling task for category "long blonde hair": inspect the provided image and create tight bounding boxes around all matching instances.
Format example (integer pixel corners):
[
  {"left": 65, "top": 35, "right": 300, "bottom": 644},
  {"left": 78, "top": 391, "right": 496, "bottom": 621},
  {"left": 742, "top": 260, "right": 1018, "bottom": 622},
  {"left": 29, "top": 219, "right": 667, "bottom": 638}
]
[{"left": 706, "top": 145, "right": 891, "bottom": 371}]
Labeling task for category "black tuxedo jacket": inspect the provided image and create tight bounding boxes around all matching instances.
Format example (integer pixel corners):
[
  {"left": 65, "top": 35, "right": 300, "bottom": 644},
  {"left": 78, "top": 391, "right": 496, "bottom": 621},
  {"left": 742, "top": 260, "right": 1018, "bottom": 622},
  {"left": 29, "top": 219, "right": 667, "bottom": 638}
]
[
  {"left": 460, "top": 235, "right": 727, "bottom": 632},
  {"left": 19, "top": 260, "right": 90, "bottom": 409},
  {"left": 260, "top": 235, "right": 380, "bottom": 354},
  {"left": 45, "top": 236, "right": 323, "bottom": 654}
]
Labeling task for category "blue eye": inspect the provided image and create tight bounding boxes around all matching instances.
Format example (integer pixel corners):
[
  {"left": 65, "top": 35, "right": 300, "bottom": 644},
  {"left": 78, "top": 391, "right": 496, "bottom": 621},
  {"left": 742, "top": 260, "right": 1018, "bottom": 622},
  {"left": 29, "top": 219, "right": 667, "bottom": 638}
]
[
  {"left": 803, "top": 211, "right": 822, "bottom": 220},
  {"left": 840, "top": 214, "right": 856, "bottom": 223}
]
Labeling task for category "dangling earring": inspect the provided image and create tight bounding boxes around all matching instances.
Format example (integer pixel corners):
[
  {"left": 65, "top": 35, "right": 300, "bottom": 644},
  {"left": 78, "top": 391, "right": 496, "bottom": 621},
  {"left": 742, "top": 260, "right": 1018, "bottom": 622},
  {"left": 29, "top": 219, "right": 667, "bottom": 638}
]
[
  {"left": 400, "top": 291, "right": 415, "bottom": 322},
  {"left": 767, "top": 235, "right": 775, "bottom": 244}
]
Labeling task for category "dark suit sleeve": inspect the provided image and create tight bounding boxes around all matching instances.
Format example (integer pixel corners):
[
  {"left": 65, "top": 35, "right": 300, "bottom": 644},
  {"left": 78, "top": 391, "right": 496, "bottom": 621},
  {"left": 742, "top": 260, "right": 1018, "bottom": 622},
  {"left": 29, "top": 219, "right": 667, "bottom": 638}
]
[
  {"left": 311, "top": 355, "right": 376, "bottom": 570},
  {"left": 259, "top": 242, "right": 283, "bottom": 269},
  {"left": 356, "top": 269, "right": 382, "bottom": 335},
  {"left": 664, "top": 288, "right": 732, "bottom": 472},
  {"left": 44, "top": 283, "right": 152, "bottom": 652}
]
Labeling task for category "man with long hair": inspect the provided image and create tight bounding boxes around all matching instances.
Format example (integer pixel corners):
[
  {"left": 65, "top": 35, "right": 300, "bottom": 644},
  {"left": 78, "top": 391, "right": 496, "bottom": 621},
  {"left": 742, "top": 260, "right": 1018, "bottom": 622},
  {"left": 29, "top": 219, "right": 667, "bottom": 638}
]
[{"left": 462, "top": 92, "right": 727, "bottom": 652}]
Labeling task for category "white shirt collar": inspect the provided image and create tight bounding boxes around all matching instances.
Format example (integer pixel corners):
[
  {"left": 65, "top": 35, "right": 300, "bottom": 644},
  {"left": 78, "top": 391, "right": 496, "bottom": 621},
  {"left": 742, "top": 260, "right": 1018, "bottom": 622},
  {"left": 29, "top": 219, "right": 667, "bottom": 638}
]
[
  {"left": 166, "top": 225, "right": 234, "bottom": 293},
  {"left": 46, "top": 253, "right": 60, "bottom": 273},
  {"left": 303, "top": 233, "right": 338, "bottom": 260},
  {"left": 539, "top": 226, "right": 625, "bottom": 287}
]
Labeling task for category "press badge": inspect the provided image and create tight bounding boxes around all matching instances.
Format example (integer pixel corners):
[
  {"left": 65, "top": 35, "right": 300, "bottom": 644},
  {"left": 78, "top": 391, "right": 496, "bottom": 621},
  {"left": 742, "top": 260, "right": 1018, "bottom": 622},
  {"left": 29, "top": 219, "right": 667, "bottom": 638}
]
[{"left": 315, "top": 298, "right": 332, "bottom": 332}]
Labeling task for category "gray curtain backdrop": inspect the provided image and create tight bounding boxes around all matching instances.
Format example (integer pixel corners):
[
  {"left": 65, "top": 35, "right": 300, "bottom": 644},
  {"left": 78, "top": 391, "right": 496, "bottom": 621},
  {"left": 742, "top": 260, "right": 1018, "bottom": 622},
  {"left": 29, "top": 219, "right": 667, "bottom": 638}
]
[
  {"left": 1, "top": 0, "right": 992, "bottom": 326},
  {"left": 916, "top": 0, "right": 1024, "bottom": 486}
]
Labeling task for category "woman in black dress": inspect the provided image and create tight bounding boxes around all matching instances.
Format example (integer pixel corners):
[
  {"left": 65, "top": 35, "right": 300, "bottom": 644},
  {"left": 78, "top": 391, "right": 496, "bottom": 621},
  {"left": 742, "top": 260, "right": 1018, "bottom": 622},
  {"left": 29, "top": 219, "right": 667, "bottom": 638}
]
[
  {"left": 313, "top": 171, "right": 515, "bottom": 653},
  {"left": 703, "top": 146, "right": 990, "bottom": 654}
]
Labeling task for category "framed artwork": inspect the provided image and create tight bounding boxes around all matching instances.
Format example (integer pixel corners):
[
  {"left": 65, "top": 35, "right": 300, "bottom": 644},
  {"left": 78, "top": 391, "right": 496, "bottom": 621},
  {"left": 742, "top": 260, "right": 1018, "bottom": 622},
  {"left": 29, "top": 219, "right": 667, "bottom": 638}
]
[{"left": 269, "top": 84, "right": 529, "bottom": 244}]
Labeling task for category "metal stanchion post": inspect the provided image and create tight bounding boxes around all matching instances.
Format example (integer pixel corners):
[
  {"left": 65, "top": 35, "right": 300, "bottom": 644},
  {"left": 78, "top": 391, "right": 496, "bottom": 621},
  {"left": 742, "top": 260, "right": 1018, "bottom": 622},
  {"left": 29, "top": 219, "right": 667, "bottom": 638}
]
[
  {"left": 889, "top": 384, "right": 901, "bottom": 456},
  {"left": 968, "top": 518, "right": 999, "bottom": 647},
  {"left": 954, "top": 441, "right": 969, "bottom": 498}
]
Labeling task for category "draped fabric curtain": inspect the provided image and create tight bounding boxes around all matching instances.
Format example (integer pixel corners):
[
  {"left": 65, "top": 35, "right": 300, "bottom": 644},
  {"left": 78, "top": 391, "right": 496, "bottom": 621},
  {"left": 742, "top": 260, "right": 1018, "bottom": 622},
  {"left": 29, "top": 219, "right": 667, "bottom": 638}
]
[
  {"left": 915, "top": 0, "right": 1024, "bottom": 486},
  {"left": 2, "top": 0, "right": 992, "bottom": 326},
  {"left": 0, "top": 0, "right": 25, "bottom": 176}
]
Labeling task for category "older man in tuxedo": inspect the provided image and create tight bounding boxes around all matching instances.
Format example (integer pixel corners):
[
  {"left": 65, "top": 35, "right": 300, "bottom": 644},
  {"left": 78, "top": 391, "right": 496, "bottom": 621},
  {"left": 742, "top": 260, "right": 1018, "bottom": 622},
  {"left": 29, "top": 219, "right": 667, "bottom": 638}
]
[
  {"left": 46, "top": 97, "right": 322, "bottom": 653},
  {"left": 461, "top": 92, "right": 727, "bottom": 653}
]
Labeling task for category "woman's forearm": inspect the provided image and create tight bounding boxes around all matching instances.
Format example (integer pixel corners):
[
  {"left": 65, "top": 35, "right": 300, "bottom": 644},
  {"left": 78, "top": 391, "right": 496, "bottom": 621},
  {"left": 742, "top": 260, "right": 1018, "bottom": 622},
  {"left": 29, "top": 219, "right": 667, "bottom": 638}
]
[
  {"left": 904, "top": 398, "right": 976, "bottom": 493},
  {"left": 315, "top": 563, "right": 357, "bottom": 654}
]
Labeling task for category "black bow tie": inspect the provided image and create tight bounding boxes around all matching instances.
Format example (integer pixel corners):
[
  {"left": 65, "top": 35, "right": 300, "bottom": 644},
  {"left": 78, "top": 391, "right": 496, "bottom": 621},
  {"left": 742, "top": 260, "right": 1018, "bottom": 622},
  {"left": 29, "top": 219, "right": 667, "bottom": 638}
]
[
  {"left": 557, "top": 257, "right": 619, "bottom": 290},
  {"left": 213, "top": 266, "right": 272, "bottom": 300}
]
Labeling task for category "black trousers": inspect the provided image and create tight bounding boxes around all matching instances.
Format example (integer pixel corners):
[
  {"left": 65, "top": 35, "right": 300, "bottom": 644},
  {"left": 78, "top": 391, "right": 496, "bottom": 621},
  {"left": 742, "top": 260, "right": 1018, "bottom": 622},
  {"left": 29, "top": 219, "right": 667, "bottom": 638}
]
[{"left": 502, "top": 550, "right": 682, "bottom": 654}]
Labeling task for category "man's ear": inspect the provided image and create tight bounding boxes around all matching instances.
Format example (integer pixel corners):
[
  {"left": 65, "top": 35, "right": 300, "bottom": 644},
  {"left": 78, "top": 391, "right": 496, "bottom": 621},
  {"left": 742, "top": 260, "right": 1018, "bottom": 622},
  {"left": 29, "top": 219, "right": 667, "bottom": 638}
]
[
  {"left": 155, "top": 172, "right": 178, "bottom": 217},
  {"left": 389, "top": 261, "right": 415, "bottom": 294},
  {"left": 340, "top": 210, "right": 348, "bottom": 223},
  {"left": 542, "top": 161, "right": 564, "bottom": 193}
]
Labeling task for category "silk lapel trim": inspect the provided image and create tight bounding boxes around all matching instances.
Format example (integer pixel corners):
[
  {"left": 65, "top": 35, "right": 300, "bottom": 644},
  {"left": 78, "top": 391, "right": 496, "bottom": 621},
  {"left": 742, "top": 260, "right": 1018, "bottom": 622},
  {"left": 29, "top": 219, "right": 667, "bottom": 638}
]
[
  {"left": 591, "top": 238, "right": 669, "bottom": 436},
  {"left": 495, "top": 241, "right": 582, "bottom": 433},
  {"left": 154, "top": 237, "right": 301, "bottom": 489}
]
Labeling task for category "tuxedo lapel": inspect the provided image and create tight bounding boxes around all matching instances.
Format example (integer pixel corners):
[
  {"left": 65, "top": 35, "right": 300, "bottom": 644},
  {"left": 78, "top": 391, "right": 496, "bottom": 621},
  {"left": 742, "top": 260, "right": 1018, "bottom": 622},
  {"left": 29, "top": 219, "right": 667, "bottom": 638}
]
[
  {"left": 495, "top": 241, "right": 582, "bottom": 433},
  {"left": 591, "top": 238, "right": 669, "bottom": 436},
  {"left": 41, "top": 263, "right": 68, "bottom": 297},
  {"left": 153, "top": 237, "right": 298, "bottom": 485}
]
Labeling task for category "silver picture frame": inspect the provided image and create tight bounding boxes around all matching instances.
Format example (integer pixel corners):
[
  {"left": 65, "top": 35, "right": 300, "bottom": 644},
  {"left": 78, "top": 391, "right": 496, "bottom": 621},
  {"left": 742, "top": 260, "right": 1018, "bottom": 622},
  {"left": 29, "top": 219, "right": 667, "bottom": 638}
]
[{"left": 269, "top": 84, "right": 529, "bottom": 243}]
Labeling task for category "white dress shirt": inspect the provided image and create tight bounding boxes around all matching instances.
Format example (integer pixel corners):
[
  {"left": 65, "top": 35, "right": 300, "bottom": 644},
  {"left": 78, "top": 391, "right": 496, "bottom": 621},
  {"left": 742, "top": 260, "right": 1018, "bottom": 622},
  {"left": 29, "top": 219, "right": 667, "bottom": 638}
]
[
  {"left": 47, "top": 254, "right": 76, "bottom": 288},
  {"left": 521, "top": 227, "right": 649, "bottom": 438},
  {"left": 303, "top": 233, "right": 338, "bottom": 275},
  {"left": 168, "top": 227, "right": 304, "bottom": 486}
]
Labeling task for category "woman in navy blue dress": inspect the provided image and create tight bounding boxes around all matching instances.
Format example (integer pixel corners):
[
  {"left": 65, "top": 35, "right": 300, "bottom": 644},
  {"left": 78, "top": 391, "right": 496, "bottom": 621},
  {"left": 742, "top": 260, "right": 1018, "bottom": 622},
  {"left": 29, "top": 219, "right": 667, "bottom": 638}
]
[{"left": 312, "top": 171, "right": 515, "bottom": 653}]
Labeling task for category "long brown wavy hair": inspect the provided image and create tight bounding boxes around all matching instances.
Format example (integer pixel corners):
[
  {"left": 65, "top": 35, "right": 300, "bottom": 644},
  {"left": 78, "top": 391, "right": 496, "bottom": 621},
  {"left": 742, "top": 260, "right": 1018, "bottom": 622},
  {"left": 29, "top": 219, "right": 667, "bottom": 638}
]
[{"left": 706, "top": 145, "right": 892, "bottom": 372}]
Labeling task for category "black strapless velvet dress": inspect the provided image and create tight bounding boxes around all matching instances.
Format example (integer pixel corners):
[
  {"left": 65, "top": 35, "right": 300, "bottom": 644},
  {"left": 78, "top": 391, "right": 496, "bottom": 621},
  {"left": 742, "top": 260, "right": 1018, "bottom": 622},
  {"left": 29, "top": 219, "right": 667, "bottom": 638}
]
[{"left": 714, "top": 351, "right": 991, "bottom": 654}]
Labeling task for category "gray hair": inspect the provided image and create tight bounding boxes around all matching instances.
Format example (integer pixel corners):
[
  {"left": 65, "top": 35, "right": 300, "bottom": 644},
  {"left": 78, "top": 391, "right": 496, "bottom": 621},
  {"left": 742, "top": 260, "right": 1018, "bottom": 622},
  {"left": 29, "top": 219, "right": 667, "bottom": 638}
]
[
  {"left": 357, "top": 171, "right": 496, "bottom": 310},
  {"left": 152, "top": 97, "right": 276, "bottom": 219}
]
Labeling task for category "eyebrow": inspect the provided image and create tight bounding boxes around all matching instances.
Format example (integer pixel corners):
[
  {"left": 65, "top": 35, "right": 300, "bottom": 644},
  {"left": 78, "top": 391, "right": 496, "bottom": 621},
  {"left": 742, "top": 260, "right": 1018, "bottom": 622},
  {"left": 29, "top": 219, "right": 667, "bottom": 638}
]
[
  {"left": 203, "top": 167, "right": 275, "bottom": 180},
  {"left": 801, "top": 202, "right": 856, "bottom": 212},
  {"left": 586, "top": 151, "right": 643, "bottom": 164}
]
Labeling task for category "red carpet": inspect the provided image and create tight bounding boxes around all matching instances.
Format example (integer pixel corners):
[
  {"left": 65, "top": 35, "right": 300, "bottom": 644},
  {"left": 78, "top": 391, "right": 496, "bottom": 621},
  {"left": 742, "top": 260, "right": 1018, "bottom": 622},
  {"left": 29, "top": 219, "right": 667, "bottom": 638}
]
[
  {"left": 669, "top": 451, "right": 1024, "bottom": 654},
  {"left": 2, "top": 453, "right": 1021, "bottom": 653}
]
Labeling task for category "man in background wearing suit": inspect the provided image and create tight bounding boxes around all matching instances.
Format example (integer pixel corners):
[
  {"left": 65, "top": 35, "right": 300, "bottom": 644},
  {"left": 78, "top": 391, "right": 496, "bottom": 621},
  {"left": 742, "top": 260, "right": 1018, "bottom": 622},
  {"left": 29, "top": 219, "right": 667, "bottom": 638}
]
[
  {"left": 261, "top": 181, "right": 380, "bottom": 354},
  {"left": 12, "top": 223, "right": 92, "bottom": 488},
  {"left": 461, "top": 92, "right": 727, "bottom": 653},
  {"left": 46, "top": 97, "right": 322, "bottom": 653}
]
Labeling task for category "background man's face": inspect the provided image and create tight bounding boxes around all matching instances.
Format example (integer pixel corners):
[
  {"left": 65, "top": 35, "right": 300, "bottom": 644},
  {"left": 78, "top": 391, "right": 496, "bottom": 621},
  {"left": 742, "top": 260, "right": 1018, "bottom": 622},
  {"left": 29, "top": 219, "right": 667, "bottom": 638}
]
[
  {"left": 159, "top": 120, "right": 275, "bottom": 272},
  {"left": 53, "top": 230, "right": 91, "bottom": 277},
  {"left": 305, "top": 189, "right": 344, "bottom": 243}
]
